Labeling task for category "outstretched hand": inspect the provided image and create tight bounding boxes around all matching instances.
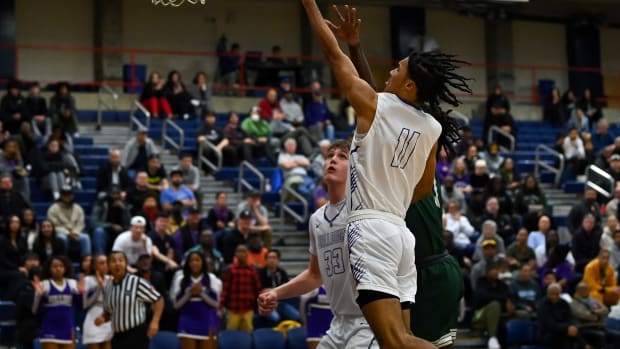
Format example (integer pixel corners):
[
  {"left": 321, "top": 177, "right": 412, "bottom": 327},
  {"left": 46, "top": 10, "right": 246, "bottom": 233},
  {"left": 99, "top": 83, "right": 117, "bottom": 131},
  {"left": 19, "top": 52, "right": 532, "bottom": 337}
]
[{"left": 325, "top": 5, "right": 361, "bottom": 46}]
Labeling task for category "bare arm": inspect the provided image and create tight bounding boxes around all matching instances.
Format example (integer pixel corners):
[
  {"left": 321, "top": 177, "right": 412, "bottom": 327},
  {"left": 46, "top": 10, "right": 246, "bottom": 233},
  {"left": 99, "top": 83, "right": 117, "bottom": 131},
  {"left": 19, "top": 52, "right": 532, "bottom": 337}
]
[
  {"left": 302, "top": 0, "right": 377, "bottom": 134},
  {"left": 412, "top": 143, "right": 438, "bottom": 203}
]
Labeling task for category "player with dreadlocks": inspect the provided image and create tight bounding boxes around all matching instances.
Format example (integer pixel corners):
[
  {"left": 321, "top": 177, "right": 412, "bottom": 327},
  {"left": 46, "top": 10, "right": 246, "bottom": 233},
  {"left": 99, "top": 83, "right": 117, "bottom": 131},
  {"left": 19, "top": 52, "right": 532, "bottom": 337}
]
[
  {"left": 326, "top": 6, "right": 468, "bottom": 348},
  {"left": 302, "top": 1, "right": 471, "bottom": 348}
]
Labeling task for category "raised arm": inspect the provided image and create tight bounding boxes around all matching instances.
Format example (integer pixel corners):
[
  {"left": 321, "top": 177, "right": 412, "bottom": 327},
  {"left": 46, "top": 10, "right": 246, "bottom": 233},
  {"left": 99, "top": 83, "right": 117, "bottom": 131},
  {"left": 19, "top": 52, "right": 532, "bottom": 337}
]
[{"left": 302, "top": 0, "right": 377, "bottom": 133}]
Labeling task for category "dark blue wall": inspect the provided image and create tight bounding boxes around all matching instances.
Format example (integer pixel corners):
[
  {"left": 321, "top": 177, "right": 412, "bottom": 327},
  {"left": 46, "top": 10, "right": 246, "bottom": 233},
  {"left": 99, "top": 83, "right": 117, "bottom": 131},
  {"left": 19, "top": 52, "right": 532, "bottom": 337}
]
[{"left": 0, "top": 0, "right": 15, "bottom": 81}]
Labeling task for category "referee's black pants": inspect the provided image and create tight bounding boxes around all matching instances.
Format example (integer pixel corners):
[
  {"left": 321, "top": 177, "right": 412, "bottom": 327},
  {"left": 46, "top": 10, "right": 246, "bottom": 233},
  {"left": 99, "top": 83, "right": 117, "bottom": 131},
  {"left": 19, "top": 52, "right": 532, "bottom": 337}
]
[{"left": 112, "top": 323, "right": 149, "bottom": 349}]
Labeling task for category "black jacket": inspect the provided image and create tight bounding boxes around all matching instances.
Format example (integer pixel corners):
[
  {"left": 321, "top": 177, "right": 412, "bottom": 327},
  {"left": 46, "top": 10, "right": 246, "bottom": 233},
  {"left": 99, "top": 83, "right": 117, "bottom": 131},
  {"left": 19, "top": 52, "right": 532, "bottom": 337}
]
[
  {"left": 474, "top": 277, "right": 511, "bottom": 311},
  {"left": 32, "top": 236, "right": 66, "bottom": 265},
  {"left": 25, "top": 96, "right": 47, "bottom": 117},
  {"left": 536, "top": 297, "right": 574, "bottom": 338},
  {"left": 0, "top": 235, "right": 28, "bottom": 272},
  {"left": 572, "top": 227, "right": 602, "bottom": 273},
  {"left": 15, "top": 278, "right": 39, "bottom": 345},
  {"left": 0, "top": 189, "right": 30, "bottom": 228},
  {"left": 96, "top": 162, "right": 132, "bottom": 194},
  {"left": 221, "top": 229, "right": 248, "bottom": 264}
]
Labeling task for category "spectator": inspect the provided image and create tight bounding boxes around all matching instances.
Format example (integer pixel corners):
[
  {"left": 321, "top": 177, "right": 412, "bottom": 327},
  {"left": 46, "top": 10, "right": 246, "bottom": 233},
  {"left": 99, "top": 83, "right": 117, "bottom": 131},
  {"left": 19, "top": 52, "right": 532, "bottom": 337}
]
[
  {"left": 145, "top": 155, "right": 168, "bottom": 193},
  {"left": 160, "top": 169, "right": 196, "bottom": 214},
  {"left": 567, "top": 188, "right": 601, "bottom": 234},
  {"left": 515, "top": 175, "right": 548, "bottom": 231},
  {"left": 601, "top": 214, "right": 618, "bottom": 251},
  {"left": 538, "top": 244, "right": 574, "bottom": 294},
  {"left": 245, "top": 232, "right": 268, "bottom": 268},
  {"left": 279, "top": 87, "right": 305, "bottom": 127},
  {"left": 140, "top": 71, "right": 173, "bottom": 118},
  {"left": 26, "top": 82, "right": 49, "bottom": 139},
  {"left": 217, "top": 42, "right": 241, "bottom": 95},
  {"left": 0, "top": 215, "right": 28, "bottom": 294},
  {"left": 609, "top": 230, "right": 620, "bottom": 271},
  {"left": 578, "top": 88, "right": 603, "bottom": 130},
  {"left": 463, "top": 145, "right": 479, "bottom": 174},
  {"left": 506, "top": 228, "right": 536, "bottom": 270},
  {"left": 34, "top": 138, "right": 77, "bottom": 200},
  {"left": 163, "top": 70, "right": 192, "bottom": 119},
  {"left": 126, "top": 171, "right": 157, "bottom": 216},
  {"left": 172, "top": 250, "right": 219, "bottom": 348},
  {"left": 0, "top": 80, "right": 26, "bottom": 135},
  {"left": 470, "top": 239, "right": 500, "bottom": 291},
  {"left": 21, "top": 208, "right": 38, "bottom": 250},
  {"left": 270, "top": 108, "right": 314, "bottom": 157},
  {"left": 570, "top": 282, "right": 608, "bottom": 349},
  {"left": 46, "top": 185, "right": 91, "bottom": 260},
  {"left": 15, "top": 121, "right": 37, "bottom": 163},
  {"left": 219, "top": 244, "right": 261, "bottom": 333},
  {"left": 508, "top": 263, "right": 541, "bottom": 320},
  {"left": 121, "top": 127, "right": 160, "bottom": 173},
  {"left": 591, "top": 119, "right": 615, "bottom": 154},
  {"left": 32, "top": 220, "right": 66, "bottom": 265},
  {"left": 568, "top": 108, "right": 590, "bottom": 135},
  {"left": 96, "top": 149, "right": 131, "bottom": 197},
  {"left": 49, "top": 82, "right": 78, "bottom": 136},
  {"left": 310, "top": 139, "right": 330, "bottom": 178},
  {"left": 483, "top": 177, "right": 513, "bottom": 216},
  {"left": 206, "top": 192, "right": 234, "bottom": 233},
  {"left": 535, "top": 229, "right": 575, "bottom": 268},
  {"left": 473, "top": 220, "right": 506, "bottom": 262},
  {"left": 148, "top": 213, "right": 176, "bottom": 273},
  {"left": 278, "top": 138, "right": 313, "bottom": 198},
  {"left": 257, "top": 249, "right": 301, "bottom": 326},
  {"left": 172, "top": 153, "right": 201, "bottom": 207},
  {"left": 479, "top": 143, "right": 504, "bottom": 176},
  {"left": 563, "top": 128, "right": 587, "bottom": 181},
  {"left": 223, "top": 112, "right": 254, "bottom": 165},
  {"left": 196, "top": 111, "right": 229, "bottom": 171},
  {"left": 187, "top": 229, "right": 224, "bottom": 277},
  {"left": 499, "top": 157, "right": 520, "bottom": 192},
  {"left": 572, "top": 214, "right": 602, "bottom": 273},
  {"left": 241, "top": 107, "right": 276, "bottom": 164},
  {"left": 258, "top": 89, "right": 280, "bottom": 121},
  {"left": 472, "top": 261, "right": 513, "bottom": 349},
  {"left": 187, "top": 71, "right": 214, "bottom": 118},
  {"left": 476, "top": 197, "right": 516, "bottom": 244},
  {"left": 112, "top": 216, "right": 177, "bottom": 270},
  {"left": 167, "top": 201, "right": 186, "bottom": 235},
  {"left": 583, "top": 249, "right": 619, "bottom": 307},
  {"left": 528, "top": 214, "right": 553, "bottom": 251},
  {"left": 562, "top": 90, "right": 578, "bottom": 121},
  {"left": 441, "top": 176, "right": 466, "bottom": 213},
  {"left": 172, "top": 207, "right": 204, "bottom": 262},
  {"left": 484, "top": 85, "right": 515, "bottom": 142},
  {"left": 305, "top": 82, "right": 334, "bottom": 142},
  {"left": 0, "top": 175, "right": 30, "bottom": 230},
  {"left": 537, "top": 283, "right": 587, "bottom": 349},
  {"left": 607, "top": 154, "right": 620, "bottom": 181},
  {"left": 221, "top": 210, "right": 253, "bottom": 264},
  {"left": 469, "top": 159, "right": 490, "bottom": 216},
  {"left": 443, "top": 200, "right": 475, "bottom": 249},
  {"left": 91, "top": 185, "right": 131, "bottom": 254},
  {"left": 436, "top": 148, "right": 452, "bottom": 183},
  {"left": 544, "top": 87, "right": 565, "bottom": 127},
  {"left": 236, "top": 191, "right": 273, "bottom": 249}
]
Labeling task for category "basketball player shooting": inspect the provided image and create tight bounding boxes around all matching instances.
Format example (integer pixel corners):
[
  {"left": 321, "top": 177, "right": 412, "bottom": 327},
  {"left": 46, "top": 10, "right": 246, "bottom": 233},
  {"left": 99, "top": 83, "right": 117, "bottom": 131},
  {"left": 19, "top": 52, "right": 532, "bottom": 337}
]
[{"left": 302, "top": 1, "right": 470, "bottom": 348}]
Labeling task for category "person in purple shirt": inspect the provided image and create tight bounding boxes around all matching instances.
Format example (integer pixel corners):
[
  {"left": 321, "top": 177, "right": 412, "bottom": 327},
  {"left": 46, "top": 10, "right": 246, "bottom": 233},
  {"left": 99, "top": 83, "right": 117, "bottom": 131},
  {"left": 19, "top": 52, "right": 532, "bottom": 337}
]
[
  {"left": 538, "top": 244, "right": 574, "bottom": 293},
  {"left": 160, "top": 169, "right": 197, "bottom": 216},
  {"left": 205, "top": 192, "right": 234, "bottom": 233},
  {"left": 173, "top": 207, "right": 205, "bottom": 263}
]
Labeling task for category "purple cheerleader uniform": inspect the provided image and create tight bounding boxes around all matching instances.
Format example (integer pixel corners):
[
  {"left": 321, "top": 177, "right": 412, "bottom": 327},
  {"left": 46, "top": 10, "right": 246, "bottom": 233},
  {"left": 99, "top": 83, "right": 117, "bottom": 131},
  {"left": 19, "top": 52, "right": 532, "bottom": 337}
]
[
  {"left": 37, "top": 279, "right": 79, "bottom": 344},
  {"left": 174, "top": 275, "right": 219, "bottom": 339}
]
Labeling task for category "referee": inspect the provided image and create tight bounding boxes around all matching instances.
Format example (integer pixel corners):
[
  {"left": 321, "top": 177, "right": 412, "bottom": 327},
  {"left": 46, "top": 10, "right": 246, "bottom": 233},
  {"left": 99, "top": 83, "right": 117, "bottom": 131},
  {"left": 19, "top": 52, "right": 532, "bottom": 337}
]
[{"left": 95, "top": 251, "right": 163, "bottom": 349}]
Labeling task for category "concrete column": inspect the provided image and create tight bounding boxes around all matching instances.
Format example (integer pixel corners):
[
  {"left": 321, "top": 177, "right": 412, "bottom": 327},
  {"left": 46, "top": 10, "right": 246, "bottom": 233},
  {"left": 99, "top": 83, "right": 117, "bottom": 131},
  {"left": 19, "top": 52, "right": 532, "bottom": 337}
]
[
  {"left": 485, "top": 20, "right": 514, "bottom": 94},
  {"left": 94, "top": 0, "right": 123, "bottom": 82}
]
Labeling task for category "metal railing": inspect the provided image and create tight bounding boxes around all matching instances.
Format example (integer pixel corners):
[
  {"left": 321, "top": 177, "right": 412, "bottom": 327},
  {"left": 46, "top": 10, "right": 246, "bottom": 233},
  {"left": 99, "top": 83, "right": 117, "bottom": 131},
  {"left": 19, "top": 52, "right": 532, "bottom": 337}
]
[
  {"left": 586, "top": 164, "right": 615, "bottom": 198},
  {"left": 162, "top": 119, "right": 185, "bottom": 153},
  {"left": 128, "top": 100, "right": 151, "bottom": 135},
  {"left": 96, "top": 84, "right": 118, "bottom": 130},
  {"left": 280, "top": 186, "right": 309, "bottom": 225},
  {"left": 488, "top": 126, "right": 516, "bottom": 152},
  {"left": 238, "top": 161, "right": 265, "bottom": 193},
  {"left": 198, "top": 140, "right": 222, "bottom": 174},
  {"left": 450, "top": 109, "right": 470, "bottom": 126},
  {"left": 534, "top": 144, "right": 565, "bottom": 186}
]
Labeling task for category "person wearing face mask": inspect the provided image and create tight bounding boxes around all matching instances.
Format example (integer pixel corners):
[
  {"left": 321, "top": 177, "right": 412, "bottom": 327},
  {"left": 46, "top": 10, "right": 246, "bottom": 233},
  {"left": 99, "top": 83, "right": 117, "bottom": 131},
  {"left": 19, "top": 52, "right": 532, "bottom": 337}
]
[{"left": 241, "top": 106, "right": 276, "bottom": 164}]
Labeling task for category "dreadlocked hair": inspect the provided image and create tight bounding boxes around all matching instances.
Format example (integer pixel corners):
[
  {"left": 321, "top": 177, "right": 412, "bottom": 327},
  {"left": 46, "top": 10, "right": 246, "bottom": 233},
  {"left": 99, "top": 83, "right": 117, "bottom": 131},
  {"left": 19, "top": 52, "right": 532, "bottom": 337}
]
[{"left": 407, "top": 50, "right": 472, "bottom": 159}]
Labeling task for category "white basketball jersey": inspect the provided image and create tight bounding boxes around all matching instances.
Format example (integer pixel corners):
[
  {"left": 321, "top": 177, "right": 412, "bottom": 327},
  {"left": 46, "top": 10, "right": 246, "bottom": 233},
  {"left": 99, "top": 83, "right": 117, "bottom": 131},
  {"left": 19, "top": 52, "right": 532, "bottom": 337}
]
[
  {"left": 348, "top": 92, "right": 442, "bottom": 218},
  {"left": 309, "top": 201, "right": 362, "bottom": 317}
]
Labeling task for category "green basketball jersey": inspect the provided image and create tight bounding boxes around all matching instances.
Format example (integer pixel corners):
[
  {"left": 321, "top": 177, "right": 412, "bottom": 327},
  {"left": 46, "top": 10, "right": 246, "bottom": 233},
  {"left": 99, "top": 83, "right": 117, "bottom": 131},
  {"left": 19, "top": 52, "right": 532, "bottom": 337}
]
[{"left": 405, "top": 176, "right": 446, "bottom": 260}]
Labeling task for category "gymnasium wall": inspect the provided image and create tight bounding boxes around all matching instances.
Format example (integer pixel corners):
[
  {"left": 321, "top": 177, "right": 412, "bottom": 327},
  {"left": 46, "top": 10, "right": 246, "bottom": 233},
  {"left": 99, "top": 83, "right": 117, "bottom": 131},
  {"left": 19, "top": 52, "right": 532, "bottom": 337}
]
[{"left": 601, "top": 27, "right": 620, "bottom": 107}]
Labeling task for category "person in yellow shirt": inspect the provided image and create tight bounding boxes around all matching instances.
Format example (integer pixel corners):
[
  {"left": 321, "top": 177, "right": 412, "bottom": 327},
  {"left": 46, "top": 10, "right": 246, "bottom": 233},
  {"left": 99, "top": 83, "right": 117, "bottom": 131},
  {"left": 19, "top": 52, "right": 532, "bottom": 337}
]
[{"left": 583, "top": 249, "right": 620, "bottom": 306}]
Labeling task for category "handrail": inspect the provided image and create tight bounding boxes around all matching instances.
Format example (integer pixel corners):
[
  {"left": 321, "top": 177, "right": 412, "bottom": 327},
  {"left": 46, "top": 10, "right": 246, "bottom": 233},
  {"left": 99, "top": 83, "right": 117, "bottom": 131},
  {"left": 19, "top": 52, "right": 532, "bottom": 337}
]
[
  {"left": 586, "top": 164, "right": 615, "bottom": 198},
  {"left": 162, "top": 119, "right": 185, "bottom": 152},
  {"left": 237, "top": 161, "right": 265, "bottom": 194},
  {"left": 128, "top": 100, "right": 151, "bottom": 135},
  {"left": 449, "top": 109, "right": 470, "bottom": 126},
  {"left": 198, "top": 140, "right": 222, "bottom": 174},
  {"left": 96, "top": 84, "right": 118, "bottom": 130},
  {"left": 488, "top": 125, "right": 515, "bottom": 152},
  {"left": 280, "top": 186, "right": 309, "bottom": 225},
  {"left": 534, "top": 144, "right": 565, "bottom": 186}
]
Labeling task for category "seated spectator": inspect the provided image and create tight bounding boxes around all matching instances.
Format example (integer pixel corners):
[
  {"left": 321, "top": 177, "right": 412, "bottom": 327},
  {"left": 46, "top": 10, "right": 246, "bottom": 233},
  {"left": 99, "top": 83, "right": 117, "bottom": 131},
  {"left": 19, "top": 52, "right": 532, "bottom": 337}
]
[
  {"left": 443, "top": 200, "right": 475, "bottom": 249},
  {"left": 187, "top": 71, "right": 214, "bottom": 118},
  {"left": 223, "top": 112, "right": 254, "bottom": 165},
  {"left": 221, "top": 210, "right": 253, "bottom": 264},
  {"left": 538, "top": 244, "right": 574, "bottom": 294},
  {"left": 479, "top": 143, "right": 504, "bottom": 176},
  {"left": 563, "top": 128, "right": 587, "bottom": 180},
  {"left": 196, "top": 111, "right": 229, "bottom": 171},
  {"left": 484, "top": 85, "right": 515, "bottom": 141},
  {"left": 570, "top": 282, "right": 608, "bottom": 349},
  {"left": 572, "top": 214, "right": 602, "bottom": 273},
  {"left": 187, "top": 229, "right": 224, "bottom": 277},
  {"left": 472, "top": 261, "right": 513, "bottom": 349},
  {"left": 140, "top": 71, "right": 173, "bottom": 118},
  {"left": 96, "top": 149, "right": 131, "bottom": 198},
  {"left": 468, "top": 159, "right": 490, "bottom": 216},
  {"left": 241, "top": 107, "right": 276, "bottom": 164},
  {"left": 91, "top": 185, "right": 131, "bottom": 254},
  {"left": 607, "top": 154, "right": 620, "bottom": 181},
  {"left": 236, "top": 191, "right": 273, "bottom": 249},
  {"left": 257, "top": 249, "right": 301, "bottom": 326},
  {"left": 483, "top": 177, "right": 513, "bottom": 216},
  {"left": 206, "top": 192, "right": 234, "bottom": 233},
  {"left": 463, "top": 145, "right": 479, "bottom": 174},
  {"left": 49, "top": 82, "right": 78, "bottom": 136},
  {"left": 244, "top": 232, "right": 268, "bottom": 268},
  {"left": 146, "top": 154, "right": 168, "bottom": 193},
  {"left": 499, "top": 157, "right": 520, "bottom": 192},
  {"left": 14, "top": 121, "right": 37, "bottom": 164},
  {"left": 436, "top": 148, "right": 452, "bottom": 183},
  {"left": 46, "top": 185, "right": 91, "bottom": 260},
  {"left": 537, "top": 283, "right": 587, "bottom": 349},
  {"left": 172, "top": 153, "right": 201, "bottom": 207},
  {"left": 163, "top": 70, "right": 192, "bottom": 119},
  {"left": 0, "top": 80, "right": 26, "bottom": 135},
  {"left": 544, "top": 87, "right": 566, "bottom": 127},
  {"left": 562, "top": 90, "right": 578, "bottom": 123},
  {"left": 0, "top": 215, "right": 28, "bottom": 296},
  {"left": 34, "top": 138, "right": 78, "bottom": 200},
  {"left": 601, "top": 214, "right": 618, "bottom": 250},
  {"left": 173, "top": 207, "right": 204, "bottom": 262},
  {"left": 26, "top": 82, "right": 50, "bottom": 139},
  {"left": 568, "top": 108, "right": 590, "bottom": 135},
  {"left": 32, "top": 220, "right": 66, "bottom": 265},
  {"left": 441, "top": 176, "right": 466, "bottom": 213},
  {"left": 506, "top": 228, "right": 536, "bottom": 270},
  {"left": 605, "top": 182, "right": 620, "bottom": 219},
  {"left": 609, "top": 230, "right": 620, "bottom": 272},
  {"left": 476, "top": 196, "right": 516, "bottom": 244},
  {"left": 473, "top": 220, "right": 506, "bottom": 262},
  {"left": 470, "top": 239, "right": 500, "bottom": 291},
  {"left": 578, "top": 88, "right": 603, "bottom": 130},
  {"left": 258, "top": 89, "right": 280, "bottom": 121},
  {"left": 121, "top": 127, "right": 160, "bottom": 173},
  {"left": 148, "top": 213, "right": 176, "bottom": 273},
  {"left": 278, "top": 138, "right": 313, "bottom": 198},
  {"left": 304, "top": 82, "right": 334, "bottom": 141},
  {"left": 219, "top": 244, "right": 261, "bottom": 333},
  {"left": 270, "top": 108, "right": 314, "bottom": 157},
  {"left": 160, "top": 169, "right": 196, "bottom": 214},
  {"left": 310, "top": 139, "right": 330, "bottom": 178},
  {"left": 583, "top": 249, "right": 619, "bottom": 307},
  {"left": 529, "top": 214, "right": 552, "bottom": 251},
  {"left": 167, "top": 201, "right": 186, "bottom": 235},
  {"left": 0, "top": 175, "right": 30, "bottom": 231},
  {"left": 535, "top": 229, "right": 575, "bottom": 268},
  {"left": 509, "top": 263, "right": 541, "bottom": 320},
  {"left": 279, "top": 87, "right": 305, "bottom": 127},
  {"left": 126, "top": 171, "right": 157, "bottom": 216},
  {"left": 451, "top": 158, "right": 472, "bottom": 195},
  {"left": 21, "top": 208, "right": 38, "bottom": 250},
  {"left": 591, "top": 119, "right": 615, "bottom": 154},
  {"left": 514, "top": 175, "right": 548, "bottom": 231},
  {"left": 112, "top": 216, "right": 177, "bottom": 270}
]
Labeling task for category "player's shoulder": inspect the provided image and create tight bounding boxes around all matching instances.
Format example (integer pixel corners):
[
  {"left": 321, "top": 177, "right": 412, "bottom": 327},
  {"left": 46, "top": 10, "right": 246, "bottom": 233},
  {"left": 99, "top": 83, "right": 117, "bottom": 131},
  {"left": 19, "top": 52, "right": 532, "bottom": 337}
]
[{"left": 309, "top": 204, "right": 328, "bottom": 233}]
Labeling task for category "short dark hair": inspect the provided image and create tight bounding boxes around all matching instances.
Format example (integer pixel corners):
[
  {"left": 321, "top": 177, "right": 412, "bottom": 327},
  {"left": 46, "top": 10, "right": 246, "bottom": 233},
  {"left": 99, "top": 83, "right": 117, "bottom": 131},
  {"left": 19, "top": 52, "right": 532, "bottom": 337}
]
[
  {"left": 42, "top": 255, "right": 74, "bottom": 280},
  {"left": 215, "top": 191, "right": 226, "bottom": 199},
  {"left": 109, "top": 250, "right": 128, "bottom": 263},
  {"left": 267, "top": 249, "right": 281, "bottom": 259},
  {"left": 179, "top": 152, "right": 193, "bottom": 160},
  {"left": 327, "top": 139, "right": 350, "bottom": 154}
]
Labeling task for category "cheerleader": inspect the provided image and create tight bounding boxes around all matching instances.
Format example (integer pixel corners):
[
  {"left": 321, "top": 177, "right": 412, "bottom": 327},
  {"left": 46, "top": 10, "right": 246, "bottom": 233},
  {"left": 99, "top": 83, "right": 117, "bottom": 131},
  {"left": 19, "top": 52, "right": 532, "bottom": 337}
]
[
  {"left": 82, "top": 255, "right": 113, "bottom": 349},
  {"left": 33, "top": 256, "right": 83, "bottom": 349},
  {"left": 173, "top": 251, "right": 219, "bottom": 349}
]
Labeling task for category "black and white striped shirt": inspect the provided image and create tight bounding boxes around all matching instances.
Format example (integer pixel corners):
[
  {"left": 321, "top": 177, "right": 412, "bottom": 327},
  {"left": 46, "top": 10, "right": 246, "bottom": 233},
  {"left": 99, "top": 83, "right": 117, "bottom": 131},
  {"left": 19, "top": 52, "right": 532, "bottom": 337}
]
[{"left": 103, "top": 273, "right": 161, "bottom": 333}]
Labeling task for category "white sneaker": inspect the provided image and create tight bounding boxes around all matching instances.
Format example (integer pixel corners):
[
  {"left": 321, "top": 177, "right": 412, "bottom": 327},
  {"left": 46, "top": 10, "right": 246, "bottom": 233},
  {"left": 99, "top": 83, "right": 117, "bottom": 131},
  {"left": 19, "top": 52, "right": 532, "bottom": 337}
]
[{"left": 488, "top": 336, "right": 500, "bottom": 349}]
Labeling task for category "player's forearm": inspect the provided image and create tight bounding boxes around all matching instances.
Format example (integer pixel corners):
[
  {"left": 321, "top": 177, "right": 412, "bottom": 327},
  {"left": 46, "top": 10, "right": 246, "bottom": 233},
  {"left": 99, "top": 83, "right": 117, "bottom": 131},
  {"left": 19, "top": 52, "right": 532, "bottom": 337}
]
[
  {"left": 302, "top": 0, "right": 342, "bottom": 62},
  {"left": 273, "top": 268, "right": 322, "bottom": 300},
  {"left": 150, "top": 297, "right": 164, "bottom": 323},
  {"left": 349, "top": 44, "right": 376, "bottom": 90}
]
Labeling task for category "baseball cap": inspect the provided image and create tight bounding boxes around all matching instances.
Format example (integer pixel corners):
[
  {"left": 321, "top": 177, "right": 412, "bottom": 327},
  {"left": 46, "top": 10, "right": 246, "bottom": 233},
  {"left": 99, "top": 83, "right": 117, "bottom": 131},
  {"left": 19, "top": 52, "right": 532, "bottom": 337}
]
[
  {"left": 130, "top": 216, "right": 146, "bottom": 227},
  {"left": 239, "top": 209, "right": 253, "bottom": 219},
  {"left": 611, "top": 154, "right": 620, "bottom": 161},
  {"left": 169, "top": 169, "right": 183, "bottom": 177},
  {"left": 188, "top": 206, "right": 201, "bottom": 214},
  {"left": 482, "top": 239, "right": 497, "bottom": 248},
  {"left": 60, "top": 185, "right": 73, "bottom": 194}
]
